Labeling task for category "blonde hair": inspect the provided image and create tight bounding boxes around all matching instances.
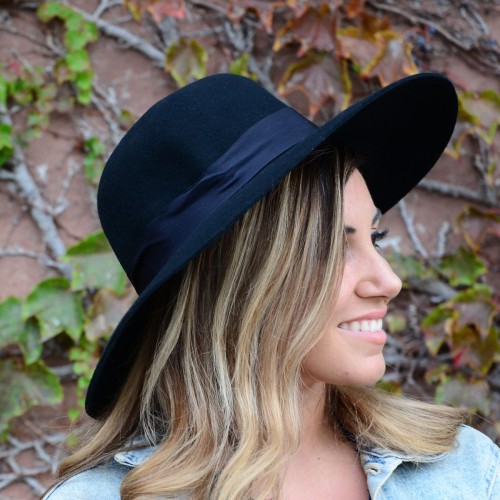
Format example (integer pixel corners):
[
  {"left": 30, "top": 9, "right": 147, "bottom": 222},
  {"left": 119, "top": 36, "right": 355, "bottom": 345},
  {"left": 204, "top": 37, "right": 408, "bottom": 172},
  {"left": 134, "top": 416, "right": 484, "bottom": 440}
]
[{"left": 55, "top": 148, "right": 466, "bottom": 499}]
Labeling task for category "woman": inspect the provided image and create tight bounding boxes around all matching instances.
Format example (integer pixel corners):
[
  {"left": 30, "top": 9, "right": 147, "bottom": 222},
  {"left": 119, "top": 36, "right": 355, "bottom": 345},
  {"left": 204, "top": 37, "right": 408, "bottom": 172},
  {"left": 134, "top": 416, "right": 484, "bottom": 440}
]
[{"left": 44, "top": 74, "right": 499, "bottom": 499}]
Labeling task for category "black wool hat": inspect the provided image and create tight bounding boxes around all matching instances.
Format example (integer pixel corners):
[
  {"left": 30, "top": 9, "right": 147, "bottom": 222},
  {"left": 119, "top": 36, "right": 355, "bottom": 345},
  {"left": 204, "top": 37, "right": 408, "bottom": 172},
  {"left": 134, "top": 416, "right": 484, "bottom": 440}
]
[{"left": 86, "top": 72, "right": 457, "bottom": 418}]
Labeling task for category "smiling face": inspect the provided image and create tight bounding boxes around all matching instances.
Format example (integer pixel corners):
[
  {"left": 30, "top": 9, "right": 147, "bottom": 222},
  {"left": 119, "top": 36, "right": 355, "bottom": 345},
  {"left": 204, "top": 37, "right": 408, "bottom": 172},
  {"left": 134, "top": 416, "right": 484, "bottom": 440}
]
[{"left": 301, "top": 169, "right": 402, "bottom": 388}]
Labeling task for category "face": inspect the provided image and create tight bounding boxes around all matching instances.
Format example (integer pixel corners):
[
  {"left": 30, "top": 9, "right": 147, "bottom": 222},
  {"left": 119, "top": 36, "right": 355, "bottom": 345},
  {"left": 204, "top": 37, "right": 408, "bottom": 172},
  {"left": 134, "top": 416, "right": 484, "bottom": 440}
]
[{"left": 301, "top": 169, "right": 402, "bottom": 388}]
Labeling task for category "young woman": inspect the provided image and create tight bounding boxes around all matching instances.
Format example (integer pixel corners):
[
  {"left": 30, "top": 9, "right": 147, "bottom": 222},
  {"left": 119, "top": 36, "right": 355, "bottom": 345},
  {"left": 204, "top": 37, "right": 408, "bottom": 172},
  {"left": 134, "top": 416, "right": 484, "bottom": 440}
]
[{"left": 44, "top": 74, "right": 499, "bottom": 499}]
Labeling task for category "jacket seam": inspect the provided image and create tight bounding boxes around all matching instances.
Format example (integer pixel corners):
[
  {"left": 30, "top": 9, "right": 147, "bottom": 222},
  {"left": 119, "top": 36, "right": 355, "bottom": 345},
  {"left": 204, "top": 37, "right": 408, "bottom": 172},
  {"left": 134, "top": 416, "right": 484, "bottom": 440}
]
[{"left": 486, "top": 444, "right": 500, "bottom": 499}]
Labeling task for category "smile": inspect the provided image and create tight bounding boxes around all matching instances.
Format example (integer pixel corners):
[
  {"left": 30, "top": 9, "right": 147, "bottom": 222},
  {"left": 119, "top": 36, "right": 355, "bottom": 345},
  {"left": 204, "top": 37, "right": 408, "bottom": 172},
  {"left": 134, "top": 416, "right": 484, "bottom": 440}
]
[{"left": 338, "top": 319, "right": 383, "bottom": 332}]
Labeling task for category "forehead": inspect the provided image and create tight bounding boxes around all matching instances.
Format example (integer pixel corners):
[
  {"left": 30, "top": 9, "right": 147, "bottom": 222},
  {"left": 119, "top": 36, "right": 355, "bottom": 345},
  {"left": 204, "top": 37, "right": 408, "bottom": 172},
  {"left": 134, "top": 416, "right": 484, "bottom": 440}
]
[{"left": 343, "top": 170, "right": 377, "bottom": 224}]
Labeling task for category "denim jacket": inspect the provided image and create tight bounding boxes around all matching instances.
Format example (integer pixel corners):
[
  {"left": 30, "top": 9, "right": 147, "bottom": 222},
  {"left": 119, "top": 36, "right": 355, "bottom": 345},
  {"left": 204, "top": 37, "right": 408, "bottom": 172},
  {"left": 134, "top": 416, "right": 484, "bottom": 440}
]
[{"left": 43, "top": 425, "right": 500, "bottom": 499}]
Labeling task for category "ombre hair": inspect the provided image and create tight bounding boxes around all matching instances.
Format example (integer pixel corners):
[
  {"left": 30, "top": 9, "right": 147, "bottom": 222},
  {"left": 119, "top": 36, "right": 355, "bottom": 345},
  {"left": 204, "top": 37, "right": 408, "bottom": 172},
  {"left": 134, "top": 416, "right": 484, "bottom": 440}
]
[{"left": 54, "top": 147, "right": 466, "bottom": 499}]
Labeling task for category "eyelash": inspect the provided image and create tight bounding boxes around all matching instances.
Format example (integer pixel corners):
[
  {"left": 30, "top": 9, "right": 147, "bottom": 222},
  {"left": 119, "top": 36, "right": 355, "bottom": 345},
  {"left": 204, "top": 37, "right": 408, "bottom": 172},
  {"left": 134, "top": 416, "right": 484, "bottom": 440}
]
[{"left": 371, "top": 228, "right": 389, "bottom": 249}]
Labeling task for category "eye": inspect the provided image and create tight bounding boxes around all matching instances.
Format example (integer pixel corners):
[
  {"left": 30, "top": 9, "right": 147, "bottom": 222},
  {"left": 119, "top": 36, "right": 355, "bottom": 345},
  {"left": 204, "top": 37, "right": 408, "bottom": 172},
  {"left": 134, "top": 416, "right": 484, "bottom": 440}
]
[{"left": 371, "top": 228, "right": 389, "bottom": 249}]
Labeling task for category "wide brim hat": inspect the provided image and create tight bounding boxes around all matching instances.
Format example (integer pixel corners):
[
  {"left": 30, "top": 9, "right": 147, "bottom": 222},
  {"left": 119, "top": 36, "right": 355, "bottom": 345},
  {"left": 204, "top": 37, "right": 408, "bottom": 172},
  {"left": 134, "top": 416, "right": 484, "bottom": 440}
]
[{"left": 86, "top": 72, "right": 457, "bottom": 418}]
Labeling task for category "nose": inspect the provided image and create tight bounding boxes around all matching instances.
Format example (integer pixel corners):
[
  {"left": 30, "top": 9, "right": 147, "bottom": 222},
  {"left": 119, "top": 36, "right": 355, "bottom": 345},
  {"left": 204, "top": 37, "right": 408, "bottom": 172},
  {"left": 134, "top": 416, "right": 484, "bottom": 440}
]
[{"left": 355, "top": 251, "right": 402, "bottom": 302}]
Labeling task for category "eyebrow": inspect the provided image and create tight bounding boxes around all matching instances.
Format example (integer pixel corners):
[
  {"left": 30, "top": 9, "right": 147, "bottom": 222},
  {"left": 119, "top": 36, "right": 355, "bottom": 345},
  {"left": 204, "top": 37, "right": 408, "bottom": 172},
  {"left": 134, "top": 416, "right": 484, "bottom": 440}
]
[{"left": 345, "top": 208, "right": 382, "bottom": 234}]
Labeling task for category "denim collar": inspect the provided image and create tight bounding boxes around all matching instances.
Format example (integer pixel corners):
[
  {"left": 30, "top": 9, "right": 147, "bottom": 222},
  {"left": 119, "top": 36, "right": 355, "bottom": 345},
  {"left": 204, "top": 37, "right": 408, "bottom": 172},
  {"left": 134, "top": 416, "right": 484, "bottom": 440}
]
[
  {"left": 114, "top": 445, "right": 157, "bottom": 467},
  {"left": 114, "top": 444, "right": 448, "bottom": 469}
]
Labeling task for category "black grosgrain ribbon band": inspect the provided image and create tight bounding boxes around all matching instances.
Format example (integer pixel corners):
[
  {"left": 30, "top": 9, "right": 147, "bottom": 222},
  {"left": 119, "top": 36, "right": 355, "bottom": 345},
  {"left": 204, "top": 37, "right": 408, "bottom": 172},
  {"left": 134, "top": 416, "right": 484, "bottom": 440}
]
[{"left": 131, "top": 107, "right": 317, "bottom": 293}]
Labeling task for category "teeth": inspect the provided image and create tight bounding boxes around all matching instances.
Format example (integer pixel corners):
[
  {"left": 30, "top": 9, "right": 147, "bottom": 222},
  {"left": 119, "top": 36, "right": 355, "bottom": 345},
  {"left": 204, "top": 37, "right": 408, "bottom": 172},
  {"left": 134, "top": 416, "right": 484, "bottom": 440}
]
[{"left": 339, "top": 319, "right": 383, "bottom": 332}]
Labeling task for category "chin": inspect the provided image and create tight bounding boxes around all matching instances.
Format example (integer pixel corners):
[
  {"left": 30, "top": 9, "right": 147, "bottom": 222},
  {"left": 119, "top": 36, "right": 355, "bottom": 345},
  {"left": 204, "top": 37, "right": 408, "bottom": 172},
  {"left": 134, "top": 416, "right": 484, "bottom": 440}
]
[{"left": 354, "top": 358, "right": 387, "bottom": 386}]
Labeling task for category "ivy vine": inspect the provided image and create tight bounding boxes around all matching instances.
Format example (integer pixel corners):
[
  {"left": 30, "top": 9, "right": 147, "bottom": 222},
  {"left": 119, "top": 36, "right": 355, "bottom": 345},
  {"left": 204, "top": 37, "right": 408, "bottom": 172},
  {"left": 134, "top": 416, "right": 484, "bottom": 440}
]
[{"left": 0, "top": 0, "right": 498, "bottom": 443}]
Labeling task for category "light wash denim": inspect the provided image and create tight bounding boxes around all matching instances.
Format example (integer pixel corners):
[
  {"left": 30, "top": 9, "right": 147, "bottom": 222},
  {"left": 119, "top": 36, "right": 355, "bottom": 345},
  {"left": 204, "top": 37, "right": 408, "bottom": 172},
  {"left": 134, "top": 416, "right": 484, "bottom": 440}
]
[{"left": 43, "top": 425, "right": 500, "bottom": 499}]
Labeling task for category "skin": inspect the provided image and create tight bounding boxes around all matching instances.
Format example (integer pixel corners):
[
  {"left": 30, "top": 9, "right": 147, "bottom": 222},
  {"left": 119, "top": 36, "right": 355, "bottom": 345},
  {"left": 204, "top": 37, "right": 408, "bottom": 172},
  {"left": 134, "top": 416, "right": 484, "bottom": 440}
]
[
  {"left": 302, "top": 168, "right": 402, "bottom": 388},
  {"left": 279, "top": 169, "right": 403, "bottom": 499}
]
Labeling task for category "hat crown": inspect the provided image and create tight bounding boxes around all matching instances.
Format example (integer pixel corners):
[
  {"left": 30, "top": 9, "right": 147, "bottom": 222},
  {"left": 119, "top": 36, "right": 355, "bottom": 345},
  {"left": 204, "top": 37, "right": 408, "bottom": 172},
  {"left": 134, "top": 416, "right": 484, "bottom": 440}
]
[{"left": 97, "top": 75, "right": 285, "bottom": 274}]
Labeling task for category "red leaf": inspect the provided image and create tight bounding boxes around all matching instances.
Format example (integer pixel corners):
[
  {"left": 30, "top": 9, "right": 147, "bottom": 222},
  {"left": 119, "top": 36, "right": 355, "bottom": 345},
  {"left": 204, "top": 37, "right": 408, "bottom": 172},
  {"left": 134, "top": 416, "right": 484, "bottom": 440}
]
[
  {"left": 337, "top": 26, "right": 418, "bottom": 85},
  {"left": 456, "top": 205, "right": 500, "bottom": 252},
  {"left": 451, "top": 325, "right": 498, "bottom": 374},
  {"left": 360, "top": 12, "right": 390, "bottom": 35},
  {"left": 455, "top": 301, "right": 494, "bottom": 340},
  {"left": 8, "top": 60, "right": 22, "bottom": 76},
  {"left": 336, "top": 26, "right": 379, "bottom": 71},
  {"left": 227, "top": 0, "right": 286, "bottom": 32},
  {"left": 147, "top": 0, "right": 186, "bottom": 22},
  {"left": 274, "top": 5, "right": 338, "bottom": 56},
  {"left": 279, "top": 53, "right": 351, "bottom": 119},
  {"left": 287, "top": 0, "right": 341, "bottom": 19},
  {"left": 345, "top": 0, "right": 365, "bottom": 19}
]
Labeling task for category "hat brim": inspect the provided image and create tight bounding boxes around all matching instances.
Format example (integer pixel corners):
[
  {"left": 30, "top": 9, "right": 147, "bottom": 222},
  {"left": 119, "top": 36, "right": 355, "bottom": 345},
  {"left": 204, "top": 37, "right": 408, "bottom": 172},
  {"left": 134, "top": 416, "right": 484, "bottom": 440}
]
[{"left": 86, "top": 73, "right": 457, "bottom": 418}]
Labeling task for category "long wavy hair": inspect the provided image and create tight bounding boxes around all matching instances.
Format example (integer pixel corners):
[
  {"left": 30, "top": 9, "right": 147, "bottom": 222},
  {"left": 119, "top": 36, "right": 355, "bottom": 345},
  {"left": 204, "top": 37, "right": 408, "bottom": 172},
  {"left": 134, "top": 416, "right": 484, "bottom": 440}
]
[{"left": 54, "top": 147, "right": 466, "bottom": 499}]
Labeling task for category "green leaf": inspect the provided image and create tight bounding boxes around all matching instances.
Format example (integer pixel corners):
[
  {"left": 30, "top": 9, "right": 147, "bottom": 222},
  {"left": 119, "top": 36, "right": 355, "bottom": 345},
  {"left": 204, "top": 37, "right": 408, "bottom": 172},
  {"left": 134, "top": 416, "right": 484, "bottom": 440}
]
[
  {"left": 81, "top": 21, "right": 99, "bottom": 45},
  {"left": 82, "top": 137, "right": 105, "bottom": 184},
  {"left": 83, "top": 155, "right": 104, "bottom": 185},
  {"left": 424, "top": 364, "right": 450, "bottom": 385},
  {"left": 118, "top": 109, "right": 136, "bottom": 130},
  {"left": 0, "top": 359, "right": 62, "bottom": 438},
  {"left": 457, "top": 89, "right": 500, "bottom": 146},
  {"left": 376, "top": 380, "right": 402, "bottom": 394},
  {"left": 385, "top": 314, "right": 406, "bottom": 334},
  {"left": 22, "top": 277, "right": 84, "bottom": 342},
  {"left": 38, "top": 81, "right": 58, "bottom": 100},
  {"left": 0, "top": 298, "right": 42, "bottom": 364},
  {"left": 37, "top": 2, "right": 71, "bottom": 22},
  {"left": 0, "top": 298, "right": 23, "bottom": 348},
  {"left": 76, "top": 86, "right": 92, "bottom": 105},
  {"left": 84, "top": 288, "right": 135, "bottom": 341},
  {"left": 65, "top": 49, "right": 91, "bottom": 73},
  {"left": 386, "top": 252, "right": 428, "bottom": 282},
  {"left": 0, "top": 75, "right": 8, "bottom": 110},
  {"left": 11, "top": 81, "right": 34, "bottom": 106},
  {"left": 65, "top": 29, "right": 88, "bottom": 51},
  {"left": 229, "top": 54, "right": 257, "bottom": 80},
  {"left": 62, "top": 232, "right": 127, "bottom": 294},
  {"left": 435, "top": 375, "right": 491, "bottom": 415},
  {"left": 164, "top": 39, "right": 208, "bottom": 87},
  {"left": 85, "top": 136, "right": 105, "bottom": 156},
  {"left": 0, "top": 122, "right": 14, "bottom": 167},
  {"left": 437, "top": 247, "right": 487, "bottom": 287},
  {"left": 67, "top": 407, "right": 81, "bottom": 423},
  {"left": 27, "top": 111, "right": 49, "bottom": 128},
  {"left": 75, "top": 70, "right": 93, "bottom": 92},
  {"left": 421, "top": 305, "right": 454, "bottom": 355}
]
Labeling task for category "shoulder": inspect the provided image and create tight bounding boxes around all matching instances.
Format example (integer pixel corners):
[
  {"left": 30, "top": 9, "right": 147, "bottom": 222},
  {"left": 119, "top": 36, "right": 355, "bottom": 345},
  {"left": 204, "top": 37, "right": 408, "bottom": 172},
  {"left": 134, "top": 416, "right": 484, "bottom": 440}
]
[
  {"left": 449, "top": 425, "right": 500, "bottom": 494},
  {"left": 454, "top": 423, "right": 499, "bottom": 456},
  {"left": 389, "top": 425, "right": 500, "bottom": 499},
  {"left": 42, "top": 459, "right": 130, "bottom": 500}
]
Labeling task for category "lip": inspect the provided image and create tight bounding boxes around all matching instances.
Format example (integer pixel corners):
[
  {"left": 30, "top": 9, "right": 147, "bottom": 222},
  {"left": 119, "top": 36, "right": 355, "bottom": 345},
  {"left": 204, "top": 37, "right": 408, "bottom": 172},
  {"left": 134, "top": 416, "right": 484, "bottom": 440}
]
[
  {"left": 339, "top": 309, "right": 387, "bottom": 323},
  {"left": 337, "top": 309, "right": 388, "bottom": 345},
  {"left": 337, "top": 327, "right": 387, "bottom": 345}
]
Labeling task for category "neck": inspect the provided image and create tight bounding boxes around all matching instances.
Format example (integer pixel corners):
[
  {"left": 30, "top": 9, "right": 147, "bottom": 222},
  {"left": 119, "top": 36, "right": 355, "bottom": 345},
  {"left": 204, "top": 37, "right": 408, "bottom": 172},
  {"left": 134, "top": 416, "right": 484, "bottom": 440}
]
[
  {"left": 299, "top": 379, "right": 337, "bottom": 452},
  {"left": 299, "top": 381, "right": 345, "bottom": 453}
]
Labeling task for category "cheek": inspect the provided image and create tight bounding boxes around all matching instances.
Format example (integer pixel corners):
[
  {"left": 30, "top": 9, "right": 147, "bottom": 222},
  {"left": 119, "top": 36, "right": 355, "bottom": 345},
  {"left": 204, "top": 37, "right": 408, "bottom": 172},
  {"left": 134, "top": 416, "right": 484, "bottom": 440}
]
[
  {"left": 336, "top": 260, "right": 356, "bottom": 303},
  {"left": 301, "top": 329, "right": 347, "bottom": 382}
]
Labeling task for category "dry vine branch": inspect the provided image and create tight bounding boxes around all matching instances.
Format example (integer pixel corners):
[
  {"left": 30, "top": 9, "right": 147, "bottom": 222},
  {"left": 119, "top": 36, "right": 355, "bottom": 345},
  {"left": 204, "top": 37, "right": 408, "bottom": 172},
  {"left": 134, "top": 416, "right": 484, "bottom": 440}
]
[
  {"left": 367, "top": 0, "right": 474, "bottom": 51},
  {"left": 367, "top": 0, "right": 500, "bottom": 74},
  {"left": 0, "top": 110, "right": 69, "bottom": 269},
  {"left": 72, "top": 4, "right": 165, "bottom": 67},
  {"left": 0, "top": 247, "right": 66, "bottom": 272},
  {"left": 398, "top": 199, "right": 429, "bottom": 258},
  {"left": 418, "top": 178, "right": 499, "bottom": 207}
]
